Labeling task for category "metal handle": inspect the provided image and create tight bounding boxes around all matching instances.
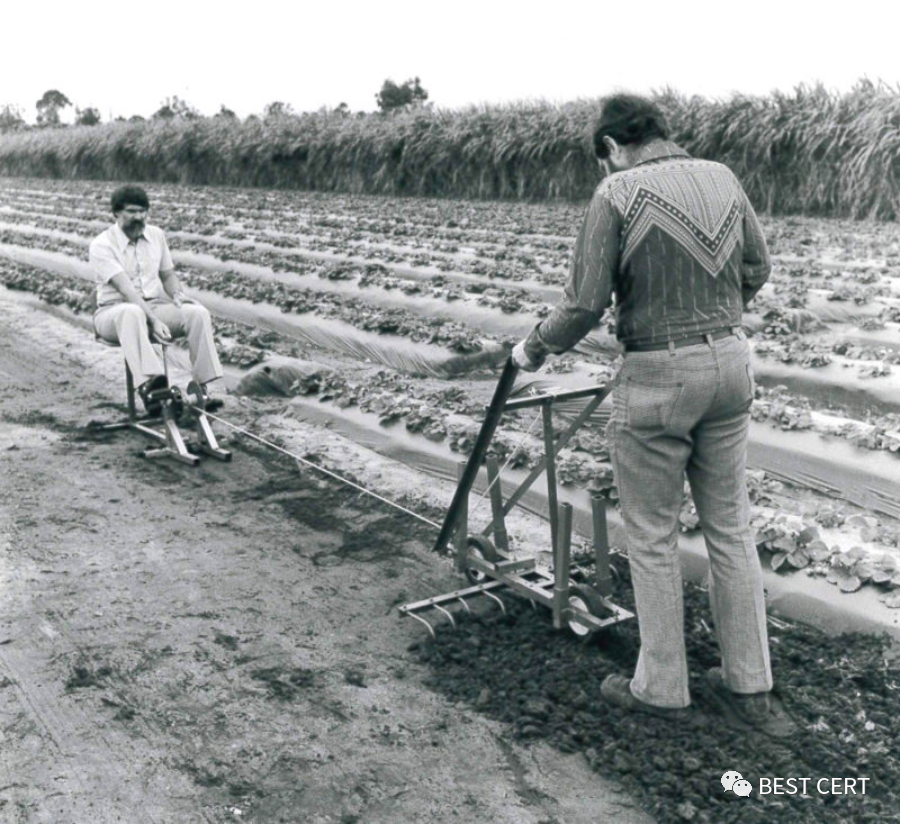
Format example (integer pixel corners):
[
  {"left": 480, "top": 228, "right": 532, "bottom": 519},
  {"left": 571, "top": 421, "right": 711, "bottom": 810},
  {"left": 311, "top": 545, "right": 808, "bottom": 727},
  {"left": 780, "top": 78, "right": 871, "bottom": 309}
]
[{"left": 432, "top": 357, "right": 519, "bottom": 554}]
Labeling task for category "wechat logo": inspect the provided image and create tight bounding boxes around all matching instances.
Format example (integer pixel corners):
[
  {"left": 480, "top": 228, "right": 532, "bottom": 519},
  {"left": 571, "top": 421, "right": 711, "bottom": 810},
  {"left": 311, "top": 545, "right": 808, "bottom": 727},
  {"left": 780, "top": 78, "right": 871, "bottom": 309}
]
[{"left": 722, "top": 771, "right": 752, "bottom": 797}]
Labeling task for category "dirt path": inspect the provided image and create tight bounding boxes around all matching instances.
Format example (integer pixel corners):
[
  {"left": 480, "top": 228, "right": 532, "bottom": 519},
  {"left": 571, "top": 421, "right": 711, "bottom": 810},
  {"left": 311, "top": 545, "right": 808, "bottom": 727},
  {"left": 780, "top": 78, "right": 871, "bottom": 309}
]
[{"left": 0, "top": 287, "right": 652, "bottom": 824}]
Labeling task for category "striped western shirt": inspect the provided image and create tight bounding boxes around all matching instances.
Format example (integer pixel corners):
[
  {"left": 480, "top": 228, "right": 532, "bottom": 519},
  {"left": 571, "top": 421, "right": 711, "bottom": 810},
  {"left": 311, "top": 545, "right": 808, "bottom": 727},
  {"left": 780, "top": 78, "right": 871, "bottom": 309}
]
[{"left": 524, "top": 140, "right": 771, "bottom": 359}]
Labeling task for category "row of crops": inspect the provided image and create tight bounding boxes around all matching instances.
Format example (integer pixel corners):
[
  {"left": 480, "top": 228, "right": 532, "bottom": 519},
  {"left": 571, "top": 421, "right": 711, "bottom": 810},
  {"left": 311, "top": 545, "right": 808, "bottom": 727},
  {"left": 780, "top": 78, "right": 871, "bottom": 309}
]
[
  {"left": 1, "top": 177, "right": 900, "bottom": 615},
  {"left": 5, "top": 173, "right": 900, "bottom": 823},
  {"left": 1, "top": 80, "right": 900, "bottom": 216}
]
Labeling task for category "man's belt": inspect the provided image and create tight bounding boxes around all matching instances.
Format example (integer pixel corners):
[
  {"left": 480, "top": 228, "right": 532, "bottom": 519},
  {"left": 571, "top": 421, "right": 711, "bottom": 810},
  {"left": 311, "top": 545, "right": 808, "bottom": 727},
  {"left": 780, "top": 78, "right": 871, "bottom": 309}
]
[{"left": 624, "top": 327, "right": 737, "bottom": 353}]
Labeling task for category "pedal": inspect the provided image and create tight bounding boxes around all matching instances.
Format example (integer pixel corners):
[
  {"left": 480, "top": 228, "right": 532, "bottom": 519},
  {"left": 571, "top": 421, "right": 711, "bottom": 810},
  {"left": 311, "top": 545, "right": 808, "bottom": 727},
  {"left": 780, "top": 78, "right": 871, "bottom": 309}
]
[{"left": 185, "top": 380, "right": 208, "bottom": 412}]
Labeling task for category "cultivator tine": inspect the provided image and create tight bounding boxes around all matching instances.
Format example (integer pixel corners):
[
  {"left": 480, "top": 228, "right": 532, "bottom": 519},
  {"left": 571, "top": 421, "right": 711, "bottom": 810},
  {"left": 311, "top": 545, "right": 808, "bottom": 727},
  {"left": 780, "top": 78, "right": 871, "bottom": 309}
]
[
  {"left": 407, "top": 611, "right": 437, "bottom": 639},
  {"left": 433, "top": 603, "right": 456, "bottom": 628},
  {"left": 482, "top": 590, "right": 506, "bottom": 614},
  {"left": 456, "top": 597, "right": 471, "bottom": 613}
]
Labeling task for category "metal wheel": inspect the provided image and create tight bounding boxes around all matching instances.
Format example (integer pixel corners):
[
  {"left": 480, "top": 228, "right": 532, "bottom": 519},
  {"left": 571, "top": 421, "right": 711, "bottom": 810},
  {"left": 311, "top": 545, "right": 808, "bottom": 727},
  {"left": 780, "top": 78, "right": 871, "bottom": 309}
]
[
  {"left": 566, "top": 583, "right": 609, "bottom": 637},
  {"left": 593, "top": 562, "right": 622, "bottom": 597},
  {"left": 465, "top": 535, "right": 499, "bottom": 585}
]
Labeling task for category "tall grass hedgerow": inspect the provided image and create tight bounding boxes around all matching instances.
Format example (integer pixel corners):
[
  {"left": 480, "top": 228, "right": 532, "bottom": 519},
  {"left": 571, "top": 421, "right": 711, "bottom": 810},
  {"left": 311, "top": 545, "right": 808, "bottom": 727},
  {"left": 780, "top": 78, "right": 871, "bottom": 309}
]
[{"left": 0, "top": 80, "right": 898, "bottom": 218}]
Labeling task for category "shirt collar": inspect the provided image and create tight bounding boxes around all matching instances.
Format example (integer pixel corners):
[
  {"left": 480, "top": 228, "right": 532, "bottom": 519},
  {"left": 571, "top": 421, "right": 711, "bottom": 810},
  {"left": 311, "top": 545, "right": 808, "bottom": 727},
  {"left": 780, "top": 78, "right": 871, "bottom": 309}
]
[
  {"left": 631, "top": 140, "right": 691, "bottom": 167},
  {"left": 110, "top": 221, "right": 146, "bottom": 251}
]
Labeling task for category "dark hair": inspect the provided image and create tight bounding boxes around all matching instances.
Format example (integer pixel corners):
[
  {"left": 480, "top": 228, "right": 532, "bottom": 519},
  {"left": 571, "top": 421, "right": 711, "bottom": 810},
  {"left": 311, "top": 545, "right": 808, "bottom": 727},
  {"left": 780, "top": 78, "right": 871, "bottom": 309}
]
[
  {"left": 110, "top": 185, "right": 150, "bottom": 213},
  {"left": 593, "top": 94, "right": 669, "bottom": 159}
]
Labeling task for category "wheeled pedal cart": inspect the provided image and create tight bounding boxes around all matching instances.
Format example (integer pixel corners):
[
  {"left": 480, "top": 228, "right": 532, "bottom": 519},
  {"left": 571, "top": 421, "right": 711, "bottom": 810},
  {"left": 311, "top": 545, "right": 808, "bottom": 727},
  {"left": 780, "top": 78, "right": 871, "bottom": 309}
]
[
  {"left": 399, "top": 358, "right": 634, "bottom": 638},
  {"left": 93, "top": 337, "right": 231, "bottom": 466}
]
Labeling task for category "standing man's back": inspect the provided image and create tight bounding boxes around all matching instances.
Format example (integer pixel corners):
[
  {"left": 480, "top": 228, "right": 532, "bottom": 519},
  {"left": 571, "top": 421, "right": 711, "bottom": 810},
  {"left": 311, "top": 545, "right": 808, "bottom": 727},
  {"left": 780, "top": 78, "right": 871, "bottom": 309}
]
[
  {"left": 512, "top": 94, "right": 795, "bottom": 738},
  {"left": 591, "top": 148, "right": 770, "bottom": 346}
]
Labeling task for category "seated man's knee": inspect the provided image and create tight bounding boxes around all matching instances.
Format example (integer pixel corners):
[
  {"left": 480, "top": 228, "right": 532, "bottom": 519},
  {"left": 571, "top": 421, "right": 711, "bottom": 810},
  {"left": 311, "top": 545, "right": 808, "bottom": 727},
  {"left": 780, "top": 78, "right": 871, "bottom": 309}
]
[
  {"left": 183, "top": 302, "right": 212, "bottom": 326},
  {"left": 117, "top": 303, "right": 146, "bottom": 325}
]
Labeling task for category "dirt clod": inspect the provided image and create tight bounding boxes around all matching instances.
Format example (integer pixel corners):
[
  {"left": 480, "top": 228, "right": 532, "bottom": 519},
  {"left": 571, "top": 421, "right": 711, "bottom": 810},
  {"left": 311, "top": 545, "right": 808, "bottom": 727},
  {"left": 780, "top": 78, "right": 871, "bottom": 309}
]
[{"left": 344, "top": 668, "right": 368, "bottom": 688}]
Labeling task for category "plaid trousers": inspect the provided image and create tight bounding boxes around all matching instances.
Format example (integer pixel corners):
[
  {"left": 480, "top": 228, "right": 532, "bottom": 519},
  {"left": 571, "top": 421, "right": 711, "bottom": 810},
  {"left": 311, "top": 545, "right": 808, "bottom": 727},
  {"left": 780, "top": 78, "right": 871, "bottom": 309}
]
[{"left": 607, "top": 331, "right": 773, "bottom": 708}]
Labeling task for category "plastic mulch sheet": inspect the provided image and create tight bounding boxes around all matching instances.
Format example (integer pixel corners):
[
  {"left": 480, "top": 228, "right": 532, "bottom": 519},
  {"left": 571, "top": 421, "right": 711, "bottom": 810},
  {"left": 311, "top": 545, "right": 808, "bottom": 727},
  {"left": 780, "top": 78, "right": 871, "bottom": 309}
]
[{"left": 235, "top": 371, "right": 900, "bottom": 640}]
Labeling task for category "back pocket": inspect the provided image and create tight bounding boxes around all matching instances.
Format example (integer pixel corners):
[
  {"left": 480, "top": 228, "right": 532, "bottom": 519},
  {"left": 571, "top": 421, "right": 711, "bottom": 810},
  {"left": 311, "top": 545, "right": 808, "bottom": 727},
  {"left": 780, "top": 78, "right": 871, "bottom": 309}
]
[{"left": 625, "top": 378, "right": 685, "bottom": 430}]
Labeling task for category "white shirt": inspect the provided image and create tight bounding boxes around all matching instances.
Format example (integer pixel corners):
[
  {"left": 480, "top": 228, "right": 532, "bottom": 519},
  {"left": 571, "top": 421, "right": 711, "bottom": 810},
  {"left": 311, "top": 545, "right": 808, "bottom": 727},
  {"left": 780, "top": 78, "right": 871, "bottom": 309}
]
[{"left": 90, "top": 222, "right": 174, "bottom": 307}]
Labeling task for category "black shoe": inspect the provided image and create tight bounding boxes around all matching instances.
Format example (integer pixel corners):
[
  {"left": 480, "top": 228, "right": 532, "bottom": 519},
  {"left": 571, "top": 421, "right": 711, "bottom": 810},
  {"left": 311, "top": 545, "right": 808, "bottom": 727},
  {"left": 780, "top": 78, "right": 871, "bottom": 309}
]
[
  {"left": 186, "top": 379, "right": 224, "bottom": 415},
  {"left": 600, "top": 675, "right": 690, "bottom": 721},
  {"left": 705, "top": 668, "right": 798, "bottom": 738},
  {"left": 138, "top": 375, "right": 168, "bottom": 416}
]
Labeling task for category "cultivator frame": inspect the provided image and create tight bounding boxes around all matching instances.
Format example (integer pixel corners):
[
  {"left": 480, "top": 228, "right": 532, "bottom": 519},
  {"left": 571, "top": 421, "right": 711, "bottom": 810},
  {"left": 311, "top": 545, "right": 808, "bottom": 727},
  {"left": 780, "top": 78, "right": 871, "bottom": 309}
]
[{"left": 399, "top": 358, "right": 634, "bottom": 638}]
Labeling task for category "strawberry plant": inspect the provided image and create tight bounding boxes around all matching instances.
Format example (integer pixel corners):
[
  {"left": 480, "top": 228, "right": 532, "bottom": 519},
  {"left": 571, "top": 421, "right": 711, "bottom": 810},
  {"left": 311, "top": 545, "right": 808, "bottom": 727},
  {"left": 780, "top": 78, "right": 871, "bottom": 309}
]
[
  {"left": 746, "top": 469, "right": 785, "bottom": 505},
  {"left": 826, "top": 546, "right": 873, "bottom": 592},
  {"left": 766, "top": 524, "right": 830, "bottom": 571},
  {"left": 858, "top": 362, "right": 892, "bottom": 378},
  {"left": 814, "top": 504, "right": 847, "bottom": 529}
]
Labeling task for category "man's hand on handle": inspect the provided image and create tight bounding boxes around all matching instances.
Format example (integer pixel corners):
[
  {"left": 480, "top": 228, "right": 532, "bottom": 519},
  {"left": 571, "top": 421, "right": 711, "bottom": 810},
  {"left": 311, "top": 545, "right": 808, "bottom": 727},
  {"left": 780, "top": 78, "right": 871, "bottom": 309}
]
[
  {"left": 512, "top": 339, "right": 545, "bottom": 372},
  {"left": 149, "top": 315, "right": 173, "bottom": 344}
]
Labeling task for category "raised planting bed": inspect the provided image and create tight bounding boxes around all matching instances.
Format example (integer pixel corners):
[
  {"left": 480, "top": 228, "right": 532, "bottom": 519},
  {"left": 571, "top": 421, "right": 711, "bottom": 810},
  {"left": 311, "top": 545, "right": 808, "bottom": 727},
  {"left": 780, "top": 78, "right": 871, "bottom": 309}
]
[{"left": 233, "top": 359, "right": 900, "bottom": 638}]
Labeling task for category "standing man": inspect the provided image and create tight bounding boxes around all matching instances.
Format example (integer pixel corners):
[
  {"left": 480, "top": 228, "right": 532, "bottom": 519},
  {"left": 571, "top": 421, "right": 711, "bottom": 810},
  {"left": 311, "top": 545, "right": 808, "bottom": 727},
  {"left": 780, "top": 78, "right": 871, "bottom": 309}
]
[
  {"left": 512, "top": 94, "right": 794, "bottom": 737},
  {"left": 91, "top": 185, "right": 223, "bottom": 412}
]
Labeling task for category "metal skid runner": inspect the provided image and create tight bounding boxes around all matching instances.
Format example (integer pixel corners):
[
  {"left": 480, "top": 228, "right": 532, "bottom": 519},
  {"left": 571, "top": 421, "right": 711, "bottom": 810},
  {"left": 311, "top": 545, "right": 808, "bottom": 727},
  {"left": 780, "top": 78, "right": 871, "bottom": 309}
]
[
  {"left": 399, "top": 358, "right": 634, "bottom": 638},
  {"left": 96, "top": 370, "right": 231, "bottom": 466}
]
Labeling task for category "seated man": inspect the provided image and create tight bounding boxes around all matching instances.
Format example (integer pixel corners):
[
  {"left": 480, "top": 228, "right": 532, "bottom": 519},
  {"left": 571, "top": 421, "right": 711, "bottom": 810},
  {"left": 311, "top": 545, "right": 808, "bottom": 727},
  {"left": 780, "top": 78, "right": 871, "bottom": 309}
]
[{"left": 91, "top": 185, "right": 224, "bottom": 412}]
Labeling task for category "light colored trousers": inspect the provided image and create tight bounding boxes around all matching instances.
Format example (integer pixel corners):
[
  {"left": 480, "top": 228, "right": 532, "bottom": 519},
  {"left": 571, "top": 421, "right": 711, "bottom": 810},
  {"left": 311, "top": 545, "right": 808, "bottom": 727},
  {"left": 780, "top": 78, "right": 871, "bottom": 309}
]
[
  {"left": 607, "top": 331, "right": 772, "bottom": 709},
  {"left": 93, "top": 299, "right": 224, "bottom": 388}
]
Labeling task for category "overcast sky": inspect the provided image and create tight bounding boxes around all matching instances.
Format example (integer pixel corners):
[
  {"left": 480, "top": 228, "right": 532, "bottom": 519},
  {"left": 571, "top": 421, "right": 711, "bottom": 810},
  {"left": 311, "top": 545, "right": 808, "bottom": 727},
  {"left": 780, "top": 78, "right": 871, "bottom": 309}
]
[{"left": 5, "top": 0, "right": 900, "bottom": 122}]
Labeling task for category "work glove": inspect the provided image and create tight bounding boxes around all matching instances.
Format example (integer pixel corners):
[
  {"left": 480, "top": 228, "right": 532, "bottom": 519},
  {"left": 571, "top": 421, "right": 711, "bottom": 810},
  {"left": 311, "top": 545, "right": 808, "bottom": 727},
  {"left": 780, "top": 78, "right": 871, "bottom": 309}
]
[{"left": 511, "top": 339, "right": 544, "bottom": 372}]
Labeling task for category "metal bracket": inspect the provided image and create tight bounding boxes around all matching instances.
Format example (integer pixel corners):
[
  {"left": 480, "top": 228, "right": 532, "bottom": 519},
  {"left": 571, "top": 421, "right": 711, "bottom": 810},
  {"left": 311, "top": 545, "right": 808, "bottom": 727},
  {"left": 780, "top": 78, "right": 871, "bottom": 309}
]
[
  {"left": 193, "top": 411, "right": 232, "bottom": 461},
  {"left": 141, "top": 405, "right": 199, "bottom": 466}
]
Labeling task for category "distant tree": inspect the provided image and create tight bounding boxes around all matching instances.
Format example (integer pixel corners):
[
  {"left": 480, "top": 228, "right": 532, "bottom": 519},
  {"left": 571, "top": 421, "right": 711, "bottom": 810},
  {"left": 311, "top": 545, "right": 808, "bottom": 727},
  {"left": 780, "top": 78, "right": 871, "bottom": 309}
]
[
  {"left": 215, "top": 104, "right": 238, "bottom": 119},
  {"left": 152, "top": 96, "right": 200, "bottom": 120},
  {"left": 334, "top": 102, "right": 350, "bottom": 116},
  {"left": 35, "top": 89, "right": 72, "bottom": 127},
  {"left": 128, "top": 114, "right": 146, "bottom": 123},
  {"left": 74, "top": 106, "right": 101, "bottom": 126},
  {"left": 0, "top": 104, "right": 27, "bottom": 133},
  {"left": 263, "top": 101, "right": 295, "bottom": 119},
  {"left": 375, "top": 77, "right": 428, "bottom": 112}
]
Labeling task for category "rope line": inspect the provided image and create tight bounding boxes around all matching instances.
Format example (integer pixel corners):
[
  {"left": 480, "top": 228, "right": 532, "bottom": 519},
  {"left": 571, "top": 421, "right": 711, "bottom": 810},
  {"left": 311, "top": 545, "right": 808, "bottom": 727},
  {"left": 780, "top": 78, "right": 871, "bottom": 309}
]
[
  {"left": 197, "top": 408, "right": 443, "bottom": 530},
  {"left": 194, "top": 404, "right": 630, "bottom": 564}
]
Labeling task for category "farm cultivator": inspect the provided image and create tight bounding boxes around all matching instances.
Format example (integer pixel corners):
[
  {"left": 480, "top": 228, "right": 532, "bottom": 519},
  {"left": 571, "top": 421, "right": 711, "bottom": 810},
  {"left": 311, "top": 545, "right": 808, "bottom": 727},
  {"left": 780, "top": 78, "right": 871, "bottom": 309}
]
[{"left": 399, "top": 358, "right": 634, "bottom": 638}]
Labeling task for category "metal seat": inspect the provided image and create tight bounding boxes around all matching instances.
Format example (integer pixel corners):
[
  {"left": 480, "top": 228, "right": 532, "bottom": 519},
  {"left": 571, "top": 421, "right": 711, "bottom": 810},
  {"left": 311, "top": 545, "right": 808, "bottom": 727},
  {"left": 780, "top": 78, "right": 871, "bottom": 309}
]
[{"left": 94, "top": 332, "right": 170, "bottom": 424}]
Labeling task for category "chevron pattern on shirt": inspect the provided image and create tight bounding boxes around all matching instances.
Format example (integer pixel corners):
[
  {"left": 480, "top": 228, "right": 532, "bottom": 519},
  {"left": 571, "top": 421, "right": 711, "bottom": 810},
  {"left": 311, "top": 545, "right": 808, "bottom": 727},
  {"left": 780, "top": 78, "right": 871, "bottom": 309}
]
[{"left": 620, "top": 185, "right": 742, "bottom": 277}]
